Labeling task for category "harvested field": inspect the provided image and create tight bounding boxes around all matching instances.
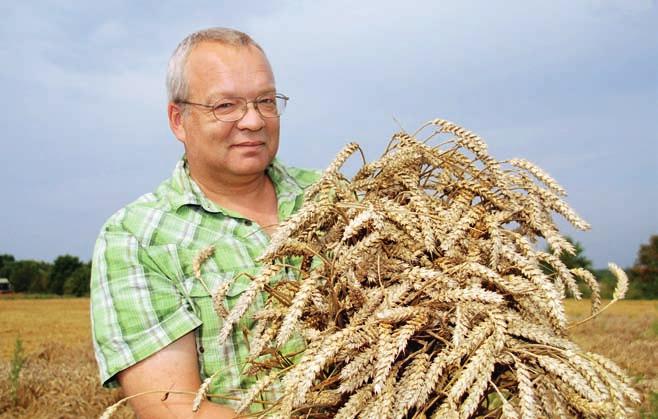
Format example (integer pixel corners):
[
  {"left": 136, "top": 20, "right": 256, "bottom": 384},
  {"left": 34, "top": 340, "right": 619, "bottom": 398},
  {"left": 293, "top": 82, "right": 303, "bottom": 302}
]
[
  {"left": 0, "top": 297, "right": 132, "bottom": 419},
  {"left": 0, "top": 298, "right": 656, "bottom": 418},
  {"left": 566, "top": 299, "right": 658, "bottom": 416},
  {"left": 0, "top": 298, "right": 90, "bottom": 359}
]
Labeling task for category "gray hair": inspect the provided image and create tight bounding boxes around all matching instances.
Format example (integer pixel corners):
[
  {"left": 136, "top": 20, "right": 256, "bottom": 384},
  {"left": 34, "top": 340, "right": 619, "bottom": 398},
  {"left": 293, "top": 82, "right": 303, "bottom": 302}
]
[{"left": 166, "top": 27, "right": 264, "bottom": 103}]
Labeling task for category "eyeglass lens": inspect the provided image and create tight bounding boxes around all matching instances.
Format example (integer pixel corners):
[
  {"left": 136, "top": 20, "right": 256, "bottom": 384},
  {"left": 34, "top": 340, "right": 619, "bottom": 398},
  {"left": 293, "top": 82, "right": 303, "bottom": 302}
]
[{"left": 213, "top": 94, "right": 287, "bottom": 121}]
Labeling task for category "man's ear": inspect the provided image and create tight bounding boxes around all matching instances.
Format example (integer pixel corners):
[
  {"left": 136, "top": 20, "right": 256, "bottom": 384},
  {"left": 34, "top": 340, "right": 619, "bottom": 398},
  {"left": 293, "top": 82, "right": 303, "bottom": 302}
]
[{"left": 168, "top": 102, "right": 187, "bottom": 144}]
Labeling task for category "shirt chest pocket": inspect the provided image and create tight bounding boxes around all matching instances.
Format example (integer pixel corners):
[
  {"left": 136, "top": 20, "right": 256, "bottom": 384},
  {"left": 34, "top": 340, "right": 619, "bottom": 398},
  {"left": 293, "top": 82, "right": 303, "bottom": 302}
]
[
  {"left": 187, "top": 270, "right": 253, "bottom": 298},
  {"left": 183, "top": 260, "right": 270, "bottom": 332},
  {"left": 174, "top": 246, "right": 287, "bottom": 331},
  {"left": 174, "top": 243, "right": 258, "bottom": 296}
]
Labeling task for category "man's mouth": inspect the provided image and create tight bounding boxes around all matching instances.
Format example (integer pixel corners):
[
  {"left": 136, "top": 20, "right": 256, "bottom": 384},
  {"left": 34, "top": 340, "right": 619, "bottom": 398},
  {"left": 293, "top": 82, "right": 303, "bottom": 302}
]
[{"left": 233, "top": 141, "right": 265, "bottom": 147}]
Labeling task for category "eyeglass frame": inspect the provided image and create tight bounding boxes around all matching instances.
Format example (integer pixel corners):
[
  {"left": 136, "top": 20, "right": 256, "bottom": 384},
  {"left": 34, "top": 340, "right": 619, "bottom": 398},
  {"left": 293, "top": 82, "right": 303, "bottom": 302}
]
[{"left": 176, "top": 92, "right": 289, "bottom": 122}]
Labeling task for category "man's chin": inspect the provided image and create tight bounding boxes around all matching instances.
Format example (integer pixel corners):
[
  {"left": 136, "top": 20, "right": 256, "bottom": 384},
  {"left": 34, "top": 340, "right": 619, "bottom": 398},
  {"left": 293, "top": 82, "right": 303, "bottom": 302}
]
[{"left": 229, "top": 159, "right": 274, "bottom": 177}]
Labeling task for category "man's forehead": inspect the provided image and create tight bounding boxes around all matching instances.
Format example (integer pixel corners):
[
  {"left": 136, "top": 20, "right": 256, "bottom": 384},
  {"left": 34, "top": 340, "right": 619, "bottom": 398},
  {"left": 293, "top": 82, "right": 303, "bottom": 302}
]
[
  {"left": 188, "top": 41, "right": 269, "bottom": 69},
  {"left": 185, "top": 42, "right": 275, "bottom": 95},
  {"left": 199, "top": 71, "right": 276, "bottom": 102}
]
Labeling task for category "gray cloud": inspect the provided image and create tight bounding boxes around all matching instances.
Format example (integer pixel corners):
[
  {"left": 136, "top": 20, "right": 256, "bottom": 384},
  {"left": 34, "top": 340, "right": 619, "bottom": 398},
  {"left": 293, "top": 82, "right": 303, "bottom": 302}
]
[{"left": 1, "top": 1, "right": 656, "bottom": 268}]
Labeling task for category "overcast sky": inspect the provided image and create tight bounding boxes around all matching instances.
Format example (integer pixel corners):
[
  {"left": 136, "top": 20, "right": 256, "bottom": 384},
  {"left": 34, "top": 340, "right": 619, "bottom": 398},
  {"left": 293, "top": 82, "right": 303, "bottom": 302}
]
[{"left": 0, "top": 1, "right": 656, "bottom": 269}]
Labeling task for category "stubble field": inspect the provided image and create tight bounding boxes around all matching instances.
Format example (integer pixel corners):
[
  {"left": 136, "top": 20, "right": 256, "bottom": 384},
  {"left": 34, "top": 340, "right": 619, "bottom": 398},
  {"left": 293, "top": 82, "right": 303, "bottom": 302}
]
[{"left": 0, "top": 297, "right": 656, "bottom": 418}]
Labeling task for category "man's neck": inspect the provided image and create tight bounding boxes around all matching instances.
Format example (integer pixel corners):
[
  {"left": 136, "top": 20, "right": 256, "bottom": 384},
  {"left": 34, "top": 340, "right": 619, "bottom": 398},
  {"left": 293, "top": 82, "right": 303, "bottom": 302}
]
[
  {"left": 190, "top": 168, "right": 271, "bottom": 207},
  {"left": 189, "top": 166, "right": 280, "bottom": 234}
]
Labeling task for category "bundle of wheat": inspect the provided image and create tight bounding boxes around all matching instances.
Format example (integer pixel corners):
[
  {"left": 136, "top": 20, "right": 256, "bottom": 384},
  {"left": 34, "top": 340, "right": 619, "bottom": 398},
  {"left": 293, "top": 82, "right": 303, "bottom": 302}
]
[{"left": 197, "top": 118, "right": 639, "bottom": 419}]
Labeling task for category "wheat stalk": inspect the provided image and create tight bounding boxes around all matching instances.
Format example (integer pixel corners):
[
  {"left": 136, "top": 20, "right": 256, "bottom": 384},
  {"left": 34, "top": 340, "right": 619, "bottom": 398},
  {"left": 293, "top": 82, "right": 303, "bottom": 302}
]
[{"left": 186, "top": 118, "right": 638, "bottom": 418}]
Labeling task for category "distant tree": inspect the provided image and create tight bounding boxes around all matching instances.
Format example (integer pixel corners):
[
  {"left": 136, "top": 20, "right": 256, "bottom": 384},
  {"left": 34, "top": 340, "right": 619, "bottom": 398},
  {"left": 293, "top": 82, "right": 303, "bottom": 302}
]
[
  {"left": 0, "top": 254, "right": 15, "bottom": 273},
  {"left": 48, "top": 255, "right": 83, "bottom": 295},
  {"left": 542, "top": 237, "right": 595, "bottom": 297},
  {"left": 543, "top": 237, "right": 593, "bottom": 270},
  {"left": 28, "top": 261, "right": 53, "bottom": 293},
  {"left": 6, "top": 260, "right": 49, "bottom": 293},
  {"left": 63, "top": 263, "right": 91, "bottom": 296},
  {"left": 558, "top": 237, "right": 593, "bottom": 271},
  {"left": 629, "top": 235, "right": 658, "bottom": 299}
]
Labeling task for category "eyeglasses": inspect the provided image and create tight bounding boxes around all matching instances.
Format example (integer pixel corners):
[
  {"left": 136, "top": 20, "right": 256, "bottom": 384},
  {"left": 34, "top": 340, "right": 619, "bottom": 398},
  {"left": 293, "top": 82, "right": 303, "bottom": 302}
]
[{"left": 178, "top": 93, "right": 289, "bottom": 122}]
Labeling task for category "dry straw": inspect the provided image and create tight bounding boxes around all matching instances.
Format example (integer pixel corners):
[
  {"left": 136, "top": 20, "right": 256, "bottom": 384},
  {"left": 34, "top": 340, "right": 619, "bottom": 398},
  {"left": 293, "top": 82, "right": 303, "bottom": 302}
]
[
  {"left": 222, "top": 118, "right": 637, "bottom": 418},
  {"left": 100, "top": 118, "right": 638, "bottom": 418}
]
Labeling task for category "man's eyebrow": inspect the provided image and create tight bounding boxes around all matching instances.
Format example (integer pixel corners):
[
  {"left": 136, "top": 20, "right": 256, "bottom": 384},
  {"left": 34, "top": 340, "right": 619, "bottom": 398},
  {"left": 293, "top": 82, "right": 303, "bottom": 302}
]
[
  {"left": 205, "top": 88, "right": 277, "bottom": 103},
  {"left": 203, "top": 92, "right": 225, "bottom": 103}
]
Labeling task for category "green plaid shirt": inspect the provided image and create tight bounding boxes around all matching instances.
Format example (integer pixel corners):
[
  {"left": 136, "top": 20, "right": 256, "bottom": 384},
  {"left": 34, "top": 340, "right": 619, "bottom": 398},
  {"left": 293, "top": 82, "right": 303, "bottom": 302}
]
[{"left": 90, "top": 156, "right": 320, "bottom": 408}]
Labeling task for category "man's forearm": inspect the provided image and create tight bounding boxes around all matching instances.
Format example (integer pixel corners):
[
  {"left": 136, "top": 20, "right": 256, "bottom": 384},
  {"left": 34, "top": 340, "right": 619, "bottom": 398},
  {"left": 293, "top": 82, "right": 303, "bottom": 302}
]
[
  {"left": 117, "top": 333, "right": 237, "bottom": 419},
  {"left": 128, "top": 393, "right": 237, "bottom": 419}
]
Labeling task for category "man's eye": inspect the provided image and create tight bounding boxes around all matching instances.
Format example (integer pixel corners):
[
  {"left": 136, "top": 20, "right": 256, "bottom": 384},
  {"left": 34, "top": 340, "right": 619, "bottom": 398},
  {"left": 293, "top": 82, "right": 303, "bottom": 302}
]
[
  {"left": 258, "top": 97, "right": 276, "bottom": 105},
  {"left": 214, "top": 101, "right": 239, "bottom": 113}
]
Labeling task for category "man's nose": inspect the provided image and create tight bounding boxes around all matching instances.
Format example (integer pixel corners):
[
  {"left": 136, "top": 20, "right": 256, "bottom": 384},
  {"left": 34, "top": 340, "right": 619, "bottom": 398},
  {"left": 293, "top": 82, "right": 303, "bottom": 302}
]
[{"left": 236, "top": 102, "right": 265, "bottom": 130}]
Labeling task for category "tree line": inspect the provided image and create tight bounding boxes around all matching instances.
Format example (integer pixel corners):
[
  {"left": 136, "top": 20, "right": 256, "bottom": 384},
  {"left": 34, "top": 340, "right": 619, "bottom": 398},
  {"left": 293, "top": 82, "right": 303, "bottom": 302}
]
[
  {"left": 0, "top": 234, "right": 656, "bottom": 298},
  {"left": 540, "top": 235, "right": 657, "bottom": 299},
  {"left": 0, "top": 254, "right": 90, "bottom": 296}
]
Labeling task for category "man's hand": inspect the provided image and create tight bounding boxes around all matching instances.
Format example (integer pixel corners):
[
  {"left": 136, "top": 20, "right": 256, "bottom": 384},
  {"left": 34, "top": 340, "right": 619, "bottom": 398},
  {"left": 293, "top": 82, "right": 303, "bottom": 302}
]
[{"left": 117, "top": 331, "right": 236, "bottom": 418}]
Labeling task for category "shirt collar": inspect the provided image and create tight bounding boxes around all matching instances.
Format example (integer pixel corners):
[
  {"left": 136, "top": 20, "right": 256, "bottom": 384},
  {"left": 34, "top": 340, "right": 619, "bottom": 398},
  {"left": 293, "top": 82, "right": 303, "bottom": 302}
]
[{"left": 167, "top": 156, "right": 304, "bottom": 215}]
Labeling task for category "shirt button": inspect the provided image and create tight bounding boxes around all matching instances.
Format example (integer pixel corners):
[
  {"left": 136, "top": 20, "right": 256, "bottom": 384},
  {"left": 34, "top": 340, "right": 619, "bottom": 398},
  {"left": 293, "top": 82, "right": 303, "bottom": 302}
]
[
  {"left": 244, "top": 220, "right": 252, "bottom": 226},
  {"left": 199, "top": 346, "right": 205, "bottom": 353}
]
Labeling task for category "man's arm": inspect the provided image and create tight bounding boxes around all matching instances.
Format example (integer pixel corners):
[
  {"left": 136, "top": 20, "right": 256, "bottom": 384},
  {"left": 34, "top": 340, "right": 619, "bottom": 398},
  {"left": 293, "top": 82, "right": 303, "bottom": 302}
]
[
  {"left": 91, "top": 221, "right": 237, "bottom": 418},
  {"left": 117, "top": 331, "right": 236, "bottom": 419}
]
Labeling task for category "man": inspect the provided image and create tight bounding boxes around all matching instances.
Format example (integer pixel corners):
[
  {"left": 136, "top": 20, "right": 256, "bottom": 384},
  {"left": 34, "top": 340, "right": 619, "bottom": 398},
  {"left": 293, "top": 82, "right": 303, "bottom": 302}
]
[{"left": 91, "top": 28, "right": 319, "bottom": 418}]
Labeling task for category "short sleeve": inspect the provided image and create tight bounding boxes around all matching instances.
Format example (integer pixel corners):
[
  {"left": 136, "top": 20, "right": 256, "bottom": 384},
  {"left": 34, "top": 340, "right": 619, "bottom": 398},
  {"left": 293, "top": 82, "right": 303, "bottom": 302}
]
[{"left": 90, "top": 222, "right": 202, "bottom": 388}]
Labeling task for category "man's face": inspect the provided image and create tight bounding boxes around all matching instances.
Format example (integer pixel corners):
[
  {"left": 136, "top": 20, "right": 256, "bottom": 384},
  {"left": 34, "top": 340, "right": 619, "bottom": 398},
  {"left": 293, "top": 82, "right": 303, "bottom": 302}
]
[{"left": 172, "top": 42, "right": 280, "bottom": 183}]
